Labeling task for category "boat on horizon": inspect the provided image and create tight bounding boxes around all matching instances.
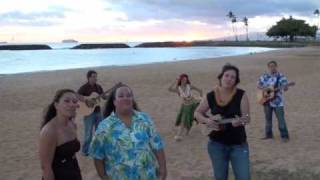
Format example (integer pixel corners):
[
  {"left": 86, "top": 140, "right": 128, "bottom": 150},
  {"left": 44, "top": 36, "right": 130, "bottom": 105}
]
[{"left": 62, "top": 39, "right": 78, "bottom": 43}]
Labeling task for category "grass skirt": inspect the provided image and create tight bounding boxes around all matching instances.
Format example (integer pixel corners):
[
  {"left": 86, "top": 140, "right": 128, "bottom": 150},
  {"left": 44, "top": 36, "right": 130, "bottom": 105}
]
[{"left": 175, "top": 101, "right": 199, "bottom": 130}]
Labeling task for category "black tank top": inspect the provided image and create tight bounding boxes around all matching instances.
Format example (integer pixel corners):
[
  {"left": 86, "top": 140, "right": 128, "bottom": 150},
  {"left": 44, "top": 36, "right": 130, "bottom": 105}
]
[
  {"left": 52, "top": 139, "right": 82, "bottom": 180},
  {"left": 207, "top": 89, "right": 247, "bottom": 145}
]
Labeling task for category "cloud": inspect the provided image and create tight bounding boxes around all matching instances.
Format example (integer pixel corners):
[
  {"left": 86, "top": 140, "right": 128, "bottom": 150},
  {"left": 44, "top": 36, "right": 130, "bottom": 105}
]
[
  {"left": 0, "top": 8, "right": 69, "bottom": 26},
  {"left": 1, "top": 0, "right": 318, "bottom": 42},
  {"left": 107, "top": 0, "right": 319, "bottom": 24},
  {"left": 70, "top": 18, "right": 227, "bottom": 42},
  {"left": 0, "top": 11, "right": 64, "bottom": 20}
]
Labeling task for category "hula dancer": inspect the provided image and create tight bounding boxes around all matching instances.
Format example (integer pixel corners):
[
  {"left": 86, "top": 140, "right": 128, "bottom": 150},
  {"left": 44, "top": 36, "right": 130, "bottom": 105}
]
[{"left": 168, "top": 73, "right": 203, "bottom": 141}]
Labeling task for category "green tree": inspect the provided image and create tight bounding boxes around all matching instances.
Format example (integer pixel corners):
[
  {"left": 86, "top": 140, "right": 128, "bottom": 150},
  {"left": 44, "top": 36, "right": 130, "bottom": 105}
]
[
  {"left": 227, "top": 11, "right": 238, "bottom": 41},
  {"left": 243, "top": 16, "right": 249, "bottom": 41},
  {"left": 266, "top": 16, "right": 318, "bottom": 41}
]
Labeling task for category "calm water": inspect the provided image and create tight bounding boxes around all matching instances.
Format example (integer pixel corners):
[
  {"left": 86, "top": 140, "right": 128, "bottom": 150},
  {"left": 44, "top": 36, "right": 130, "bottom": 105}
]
[{"left": 0, "top": 43, "right": 276, "bottom": 74}]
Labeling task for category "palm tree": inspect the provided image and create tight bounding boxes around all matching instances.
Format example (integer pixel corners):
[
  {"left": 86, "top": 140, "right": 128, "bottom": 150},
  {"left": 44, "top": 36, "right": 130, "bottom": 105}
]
[
  {"left": 227, "top": 11, "right": 238, "bottom": 41},
  {"left": 314, "top": 9, "right": 320, "bottom": 28},
  {"left": 314, "top": 9, "right": 319, "bottom": 40},
  {"left": 243, "top": 16, "right": 249, "bottom": 41}
]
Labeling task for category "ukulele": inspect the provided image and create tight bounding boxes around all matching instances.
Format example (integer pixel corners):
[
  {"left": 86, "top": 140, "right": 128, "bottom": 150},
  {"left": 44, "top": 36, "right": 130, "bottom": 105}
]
[{"left": 199, "top": 112, "right": 249, "bottom": 136}]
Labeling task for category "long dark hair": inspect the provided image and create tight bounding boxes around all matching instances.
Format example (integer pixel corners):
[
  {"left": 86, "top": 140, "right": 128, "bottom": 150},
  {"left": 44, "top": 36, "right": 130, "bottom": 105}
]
[
  {"left": 41, "top": 89, "right": 75, "bottom": 129},
  {"left": 177, "top": 73, "right": 191, "bottom": 86},
  {"left": 103, "top": 84, "right": 140, "bottom": 118},
  {"left": 217, "top": 64, "right": 240, "bottom": 86}
]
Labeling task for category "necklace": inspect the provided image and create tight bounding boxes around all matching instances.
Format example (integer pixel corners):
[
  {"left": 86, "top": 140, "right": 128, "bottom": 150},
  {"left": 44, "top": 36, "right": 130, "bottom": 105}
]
[
  {"left": 178, "top": 85, "right": 191, "bottom": 98},
  {"left": 213, "top": 85, "right": 236, "bottom": 106}
]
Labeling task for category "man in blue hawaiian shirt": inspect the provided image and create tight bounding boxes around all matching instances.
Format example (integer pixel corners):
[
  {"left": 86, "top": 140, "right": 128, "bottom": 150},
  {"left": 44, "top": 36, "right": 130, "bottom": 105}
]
[{"left": 257, "top": 61, "right": 291, "bottom": 142}]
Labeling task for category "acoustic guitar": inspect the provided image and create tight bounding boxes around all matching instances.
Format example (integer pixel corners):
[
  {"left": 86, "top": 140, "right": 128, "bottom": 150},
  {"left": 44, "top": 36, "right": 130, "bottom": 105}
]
[
  {"left": 78, "top": 83, "right": 121, "bottom": 117},
  {"left": 199, "top": 113, "right": 249, "bottom": 136},
  {"left": 256, "top": 81, "right": 295, "bottom": 105}
]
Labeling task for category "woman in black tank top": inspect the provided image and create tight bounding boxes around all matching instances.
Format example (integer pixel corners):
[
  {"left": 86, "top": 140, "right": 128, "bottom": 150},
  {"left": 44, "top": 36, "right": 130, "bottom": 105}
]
[
  {"left": 39, "top": 89, "right": 82, "bottom": 180},
  {"left": 194, "top": 64, "right": 251, "bottom": 180}
]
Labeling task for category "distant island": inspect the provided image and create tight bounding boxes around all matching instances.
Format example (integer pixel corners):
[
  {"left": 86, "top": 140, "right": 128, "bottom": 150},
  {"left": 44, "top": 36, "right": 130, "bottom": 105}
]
[
  {"left": 135, "top": 41, "right": 193, "bottom": 48},
  {"left": 0, "top": 41, "right": 7, "bottom": 44},
  {"left": 71, "top": 43, "right": 130, "bottom": 49},
  {"left": 0, "top": 44, "right": 52, "bottom": 50},
  {"left": 62, "top": 39, "right": 78, "bottom": 43}
]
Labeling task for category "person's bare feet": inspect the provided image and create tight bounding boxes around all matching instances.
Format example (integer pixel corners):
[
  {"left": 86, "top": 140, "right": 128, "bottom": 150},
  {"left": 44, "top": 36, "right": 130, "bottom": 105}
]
[
  {"left": 174, "top": 135, "right": 182, "bottom": 141},
  {"left": 281, "top": 137, "right": 290, "bottom": 143}
]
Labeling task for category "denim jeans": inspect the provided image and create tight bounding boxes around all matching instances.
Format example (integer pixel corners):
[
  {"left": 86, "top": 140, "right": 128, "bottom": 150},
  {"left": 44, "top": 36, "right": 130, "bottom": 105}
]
[
  {"left": 263, "top": 105, "right": 289, "bottom": 138},
  {"left": 82, "top": 112, "right": 103, "bottom": 155},
  {"left": 208, "top": 140, "right": 250, "bottom": 180}
]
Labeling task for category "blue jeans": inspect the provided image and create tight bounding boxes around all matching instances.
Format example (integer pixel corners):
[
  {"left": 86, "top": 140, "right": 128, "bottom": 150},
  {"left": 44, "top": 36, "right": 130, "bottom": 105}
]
[
  {"left": 208, "top": 140, "right": 250, "bottom": 180},
  {"left": 263, "top": 105, "right": 289, "bottom": 138},
  {"left": 82, "top": 112, "right": 102, "bottom": 155}
]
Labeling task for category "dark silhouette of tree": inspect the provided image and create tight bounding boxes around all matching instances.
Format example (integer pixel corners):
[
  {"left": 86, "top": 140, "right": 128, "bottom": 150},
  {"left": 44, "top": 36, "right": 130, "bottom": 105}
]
[
  {"left": 314, "top": 9, "right": 319, "bottom": 28},
  {"left": 243, "top": 17, "right": 249, "bottom": 41},
  {"left": 266, "top": 16, "right": 317, "bottom": 41},
  {"left": 227, "top": 11, "right": 238, "bottom": 41}
]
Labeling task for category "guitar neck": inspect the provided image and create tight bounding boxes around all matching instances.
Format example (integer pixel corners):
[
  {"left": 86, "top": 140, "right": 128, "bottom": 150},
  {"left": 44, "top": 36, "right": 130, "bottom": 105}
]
[
  {"left": 206, "top": 113, "right": 238, "bottom": 124},
  {"left": 274, "top": 82, "right": 295, "bottom": 92},
  {"left": 216, "top": 118, "right": 237, "bottom": 124},
  {"left": 94, "top": 85, "right": 118, "bottom": 100}
]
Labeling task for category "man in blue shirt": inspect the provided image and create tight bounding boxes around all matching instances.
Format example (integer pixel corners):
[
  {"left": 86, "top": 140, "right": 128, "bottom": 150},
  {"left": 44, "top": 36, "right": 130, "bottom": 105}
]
[{"left": 257, "top": 61, "right": 292, "bottom": 142}]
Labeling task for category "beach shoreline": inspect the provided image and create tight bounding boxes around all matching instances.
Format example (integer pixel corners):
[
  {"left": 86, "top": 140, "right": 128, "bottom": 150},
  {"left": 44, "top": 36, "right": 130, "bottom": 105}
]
[
  {"left": 0, "top": 47, "right": 320, "bottom": 180},
  {"left": 0, "top": 46, "right": 277, "bottom": 75}
]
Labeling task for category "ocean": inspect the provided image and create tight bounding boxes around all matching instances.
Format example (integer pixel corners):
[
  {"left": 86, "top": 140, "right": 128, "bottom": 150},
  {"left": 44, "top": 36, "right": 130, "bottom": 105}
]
[{"left": 0, "top": 43, "right": 276, "bottom": 75}]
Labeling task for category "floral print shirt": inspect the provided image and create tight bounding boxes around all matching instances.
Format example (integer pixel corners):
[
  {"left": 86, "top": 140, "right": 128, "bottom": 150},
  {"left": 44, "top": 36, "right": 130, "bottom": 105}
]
[
  {"left": 257, "top": 72, "right": 288, "bottom": 107},
  {"left": 89, "top": 111, "right": 164, "bottom": 180}
]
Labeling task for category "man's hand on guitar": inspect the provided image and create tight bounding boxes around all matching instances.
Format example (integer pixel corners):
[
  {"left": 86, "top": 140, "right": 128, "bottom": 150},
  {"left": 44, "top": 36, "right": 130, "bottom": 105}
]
[
  {"left": 100, "top": 82, "right": 124, "bottom": 100},
  {"left": 117, "top": 81, "right": 123, "bottom": 86},
  {"left": 85, "top": 99, "right": 95, "bottom": 108}
]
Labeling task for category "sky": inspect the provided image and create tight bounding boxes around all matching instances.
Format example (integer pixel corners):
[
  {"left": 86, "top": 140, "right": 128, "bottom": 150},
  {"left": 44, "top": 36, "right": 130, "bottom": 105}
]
[{"left": 0, "top": 0, "right": 319, "bottom": 43}]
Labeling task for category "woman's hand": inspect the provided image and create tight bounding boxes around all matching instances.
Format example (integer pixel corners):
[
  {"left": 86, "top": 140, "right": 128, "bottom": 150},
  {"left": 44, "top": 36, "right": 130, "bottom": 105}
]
[
  {"left": 231, "top": 118, "right": 243, "bottom": 127},
  {"left": 231, "top": 115, "right": 249, "bottom": 127},
  {"left": 155, "top": 149, "right": 167, "bottom": 180},
  {"left": 176, "top": 75, "right": 180, "bottom": 81},
  {"left": 206, "top": 118, "right": 220, "bottom": 131},
  {"left": 168, "top": 77, "right": 179, "bottom": 93},
  {"left": 101, "top": 175, "right": 109, "bottom": 180},
  {"left": 158, "top": 165, "right": 167, "bottom": 180}
]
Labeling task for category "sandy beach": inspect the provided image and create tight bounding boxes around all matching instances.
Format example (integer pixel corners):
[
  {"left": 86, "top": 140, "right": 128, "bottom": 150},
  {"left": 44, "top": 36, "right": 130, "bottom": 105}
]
[{"left": 1, "top": 47, "right": 320, "bottom": 180}]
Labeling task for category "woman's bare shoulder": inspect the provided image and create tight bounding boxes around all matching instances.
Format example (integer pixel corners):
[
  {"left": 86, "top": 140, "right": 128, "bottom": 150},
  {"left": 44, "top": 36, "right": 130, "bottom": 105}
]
[{"left": 40, "top": 120, "right": 57, "bottom": 139}]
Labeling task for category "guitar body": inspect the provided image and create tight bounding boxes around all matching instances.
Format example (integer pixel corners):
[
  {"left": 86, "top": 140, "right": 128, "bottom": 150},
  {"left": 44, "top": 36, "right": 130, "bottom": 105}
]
[
  {"left": 78, "top": 92, "right": 105, "bottom": 117},
  {"left": 256, "top": 86, "right": 275, "bottom": 105},
  {"left": 257, "top": 82, "right": 295, "bottom": 105}
]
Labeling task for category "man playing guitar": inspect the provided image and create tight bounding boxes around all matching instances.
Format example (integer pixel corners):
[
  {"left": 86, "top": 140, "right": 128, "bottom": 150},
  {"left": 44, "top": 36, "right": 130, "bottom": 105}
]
[
  {"left": 77, "top": 70, "right": 107, "bottom": 156},
  {"left": 257, "top": 61, "right": 294, "bottom": 142}
]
